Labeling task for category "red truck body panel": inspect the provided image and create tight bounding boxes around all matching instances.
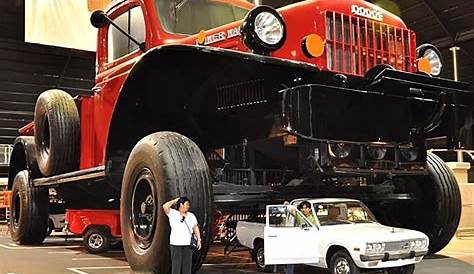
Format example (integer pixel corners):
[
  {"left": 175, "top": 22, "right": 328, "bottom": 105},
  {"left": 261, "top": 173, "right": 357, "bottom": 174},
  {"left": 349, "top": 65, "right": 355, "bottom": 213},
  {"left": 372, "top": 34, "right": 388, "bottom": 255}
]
[
  {"left": 25, "top": 0, "right": 416, "bottom": 170},
  {"left": 65, "top": 209, "right": 121, "bottom": 237}
]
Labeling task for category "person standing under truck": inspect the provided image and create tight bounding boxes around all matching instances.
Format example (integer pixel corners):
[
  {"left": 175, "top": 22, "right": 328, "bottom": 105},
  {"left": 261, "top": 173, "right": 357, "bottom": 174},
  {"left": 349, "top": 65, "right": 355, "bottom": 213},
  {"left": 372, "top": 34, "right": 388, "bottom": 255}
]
[{"left": 163, "top": 197, "right": 202, "bottom": 274}]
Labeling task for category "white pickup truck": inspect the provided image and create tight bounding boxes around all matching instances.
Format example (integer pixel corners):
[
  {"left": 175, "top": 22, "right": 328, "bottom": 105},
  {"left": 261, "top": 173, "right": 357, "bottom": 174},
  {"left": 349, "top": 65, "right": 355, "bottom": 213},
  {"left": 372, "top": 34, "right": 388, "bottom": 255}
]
[{"left": 236, "top": 198, "right": 429, "bottom": 274}]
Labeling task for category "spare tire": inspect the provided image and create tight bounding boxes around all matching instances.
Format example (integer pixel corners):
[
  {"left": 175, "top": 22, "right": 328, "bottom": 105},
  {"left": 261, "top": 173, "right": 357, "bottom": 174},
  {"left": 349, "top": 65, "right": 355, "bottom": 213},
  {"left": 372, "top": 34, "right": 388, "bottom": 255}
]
[{"left": 34, "top": 89, "right": 80, "bottom": 176}]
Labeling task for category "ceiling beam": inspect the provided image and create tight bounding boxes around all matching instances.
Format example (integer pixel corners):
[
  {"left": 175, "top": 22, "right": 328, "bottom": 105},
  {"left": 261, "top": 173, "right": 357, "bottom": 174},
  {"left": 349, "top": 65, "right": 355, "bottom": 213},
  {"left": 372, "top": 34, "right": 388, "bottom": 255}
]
[{"left": 420, "top": 0, "right": 459, "bottom": 43}]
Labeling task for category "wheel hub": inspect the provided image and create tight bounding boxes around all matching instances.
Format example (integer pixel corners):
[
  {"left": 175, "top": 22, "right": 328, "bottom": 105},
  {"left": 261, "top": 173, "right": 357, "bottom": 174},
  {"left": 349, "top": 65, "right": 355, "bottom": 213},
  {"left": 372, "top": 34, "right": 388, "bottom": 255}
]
[
  {"left": 257, "top": 248, "right": 265, "bottom": 268},
  {"left": 131, "top": 168, "right": 157, "bottom": 249},
  {"left": 335, "top": 258, "right": 350, "bottom": 274},
  {"left": 88, "top": 233, "right": 104, "bottom": 248}
]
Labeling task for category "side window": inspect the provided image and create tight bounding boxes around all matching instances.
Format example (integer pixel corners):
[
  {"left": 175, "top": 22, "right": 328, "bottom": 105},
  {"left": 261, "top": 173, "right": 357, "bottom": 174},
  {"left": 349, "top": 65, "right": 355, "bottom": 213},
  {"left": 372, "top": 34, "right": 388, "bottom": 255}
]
[
  {"left": 268, "top": 206, "right": 292, "bottom": 228},
  {"left": 108, "top": 7, "right": 145, "bottom": 62}
]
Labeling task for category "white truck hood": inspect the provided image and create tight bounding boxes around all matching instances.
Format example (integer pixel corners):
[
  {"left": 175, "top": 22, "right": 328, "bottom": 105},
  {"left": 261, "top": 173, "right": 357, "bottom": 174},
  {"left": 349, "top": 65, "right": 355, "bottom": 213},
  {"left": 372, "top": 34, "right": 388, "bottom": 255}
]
[{"left": 320, "top": 222, "right": 427, "bottom": 243}]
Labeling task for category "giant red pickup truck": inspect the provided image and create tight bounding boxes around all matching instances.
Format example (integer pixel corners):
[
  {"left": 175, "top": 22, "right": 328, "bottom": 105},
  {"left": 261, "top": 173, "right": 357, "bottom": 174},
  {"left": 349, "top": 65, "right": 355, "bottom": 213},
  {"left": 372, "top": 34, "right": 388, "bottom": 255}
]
[{"left": 7, "top": 0, "right": 473, "bottom": 273}]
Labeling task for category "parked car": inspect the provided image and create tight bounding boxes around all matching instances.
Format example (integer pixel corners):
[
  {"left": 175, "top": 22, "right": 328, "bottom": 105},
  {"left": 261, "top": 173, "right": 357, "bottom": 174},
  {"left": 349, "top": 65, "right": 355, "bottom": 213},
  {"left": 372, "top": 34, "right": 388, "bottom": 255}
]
[
  {"left": 65, "top": 209, "right": 121, "bottom": 253},
  {"left": 237, "top": 198, "right": 428, "bottom": 274}
]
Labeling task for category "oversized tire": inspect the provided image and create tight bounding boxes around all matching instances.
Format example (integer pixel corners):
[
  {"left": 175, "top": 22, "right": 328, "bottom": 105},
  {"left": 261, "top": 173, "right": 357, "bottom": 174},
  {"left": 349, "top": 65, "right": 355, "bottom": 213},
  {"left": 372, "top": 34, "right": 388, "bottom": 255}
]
[
  {"left": 120, "top": 132, "right": 213, "bottom": 274},
  {"left": 83, "top": 227, "right": 111, "bottom": 254},
  {"left": 34, "top": 89, "right": 80, "bottom": 176},
  {"left": 253, "top": 242, "right": 273, "bottom": 273},
  {"left": 329, "top": 250, "right": 361, "bottom": 274},
  {"left": 377, "top": 152, "right": 461, "bottom": 254},
  {"left": 9, "top": 170, "right": 49, "bottom": 244},
  {"left": 46, "top": 218, "right": 54, "bottom": 236}
]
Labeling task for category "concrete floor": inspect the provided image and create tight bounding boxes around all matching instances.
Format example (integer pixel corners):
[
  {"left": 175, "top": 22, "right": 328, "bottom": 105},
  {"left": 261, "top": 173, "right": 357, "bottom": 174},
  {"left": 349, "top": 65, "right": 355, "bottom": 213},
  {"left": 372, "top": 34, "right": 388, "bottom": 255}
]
[{"left": 0, "top": 224, "right": 472, "bottom": 274}]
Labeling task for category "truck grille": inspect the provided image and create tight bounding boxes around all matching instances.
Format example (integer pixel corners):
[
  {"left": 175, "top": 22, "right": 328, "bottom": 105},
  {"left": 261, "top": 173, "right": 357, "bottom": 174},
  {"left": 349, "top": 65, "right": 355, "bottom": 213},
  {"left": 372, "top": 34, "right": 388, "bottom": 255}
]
[
  {"left": 385, "top": 240, "right": 412, "bottom": 252},
  {"left": 325, "top": 11, "right": 416, "bottom": 76}
]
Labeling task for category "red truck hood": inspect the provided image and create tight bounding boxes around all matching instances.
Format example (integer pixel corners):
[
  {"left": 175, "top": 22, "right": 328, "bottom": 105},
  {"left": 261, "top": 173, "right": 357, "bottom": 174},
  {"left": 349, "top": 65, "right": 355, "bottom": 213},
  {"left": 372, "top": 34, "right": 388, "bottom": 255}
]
[{"left": 168, "top": 0, "right": 410, "bottom": 74}]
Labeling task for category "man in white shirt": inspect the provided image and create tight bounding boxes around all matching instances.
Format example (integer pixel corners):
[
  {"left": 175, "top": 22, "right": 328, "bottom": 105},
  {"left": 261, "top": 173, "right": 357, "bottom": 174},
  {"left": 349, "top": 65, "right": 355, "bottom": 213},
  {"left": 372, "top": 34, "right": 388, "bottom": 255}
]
[{"left": 163, "top": 197, "right": 202, "bottom": 274}]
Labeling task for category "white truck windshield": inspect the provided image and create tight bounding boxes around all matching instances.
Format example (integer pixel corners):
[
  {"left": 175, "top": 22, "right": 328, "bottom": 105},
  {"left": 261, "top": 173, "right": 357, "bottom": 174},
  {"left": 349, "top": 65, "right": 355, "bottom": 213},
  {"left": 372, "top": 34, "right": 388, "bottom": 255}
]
[
  {"left": 313, "top": 202, "right": 377, "bottom": 225},
  {"left": 155, "top": 0, "right": 249, "bottom": 35}
]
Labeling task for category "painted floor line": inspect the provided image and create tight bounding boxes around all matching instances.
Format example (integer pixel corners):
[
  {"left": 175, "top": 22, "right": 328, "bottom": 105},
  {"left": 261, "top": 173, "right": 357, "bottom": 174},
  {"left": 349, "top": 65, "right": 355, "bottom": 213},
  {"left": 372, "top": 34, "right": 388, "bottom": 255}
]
[
  {"left": 72, "top": 257, "right": 126, "bottom": 261},
  {"left": 48, "top": 251, "right": 81, "bottom": 254},
  {"left": 66, "top": 268, "right": 88, "bottom": 274},
  {"left": 66, "top": 266, "right": 130, "bottom": 274},
  {"left": 0, "top": 243, "right": 81, "bottom": 250}
]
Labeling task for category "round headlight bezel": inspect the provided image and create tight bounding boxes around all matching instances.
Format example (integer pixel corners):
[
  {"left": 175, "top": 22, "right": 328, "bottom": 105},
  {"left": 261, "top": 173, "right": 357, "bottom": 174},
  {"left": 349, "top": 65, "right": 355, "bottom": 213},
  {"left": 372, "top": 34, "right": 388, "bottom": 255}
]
[
  {"left": 400, "top": 147, "right": 419, "bottom": 162},
  {"left": 366, "top": 242, "right": 386, "bottom": 254},
  {"left": 416, "top": 44, "right": 443, "bottom": 77},
  {"left": 241, "top": 5, "right": 286, "bottom": 55},
  {"left": 329, "top": 143, "right": 353, "bottom": 159},
  {"left": 367, "top": 146, "right": 387, "bottom": 160}
]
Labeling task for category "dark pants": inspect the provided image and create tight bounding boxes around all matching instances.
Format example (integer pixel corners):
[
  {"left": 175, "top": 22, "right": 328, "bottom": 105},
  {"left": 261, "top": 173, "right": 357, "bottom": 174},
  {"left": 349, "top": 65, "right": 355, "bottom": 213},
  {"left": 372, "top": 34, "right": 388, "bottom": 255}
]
[
  {"left": 171, "top": 245, "right": 193, "bottom": 274},
  {"left": 273, "top": 264, "right": 295, "bottom": 274}
]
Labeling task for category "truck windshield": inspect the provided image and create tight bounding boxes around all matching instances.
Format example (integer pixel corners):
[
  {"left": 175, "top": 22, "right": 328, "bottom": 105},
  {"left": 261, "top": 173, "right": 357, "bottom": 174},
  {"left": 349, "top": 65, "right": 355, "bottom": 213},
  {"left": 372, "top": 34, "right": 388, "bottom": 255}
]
[
  {"left": 313, "top": 202, "right": 377, "bottom": 226},
  {"left": 155, "top": 0, "right": 249, "bottom": 35}
]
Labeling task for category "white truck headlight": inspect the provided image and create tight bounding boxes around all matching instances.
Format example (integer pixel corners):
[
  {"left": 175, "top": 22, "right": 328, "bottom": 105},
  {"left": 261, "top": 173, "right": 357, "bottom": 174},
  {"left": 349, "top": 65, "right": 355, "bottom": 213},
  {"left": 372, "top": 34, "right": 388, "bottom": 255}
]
[
  {"left": 417, "top": 44, "right": 443, "bottom": 77},
  {"left": 241, "top": 6, "right": 286, "bottom": 55},
  {"left": 254, "top": 12, "right": 284, "bottom": 45},
  {"left": 413, "top": 238, "right": 428, "bottom": 249},
  {"left": 366, "top": 242, "right": 385, "bottom": 254}
]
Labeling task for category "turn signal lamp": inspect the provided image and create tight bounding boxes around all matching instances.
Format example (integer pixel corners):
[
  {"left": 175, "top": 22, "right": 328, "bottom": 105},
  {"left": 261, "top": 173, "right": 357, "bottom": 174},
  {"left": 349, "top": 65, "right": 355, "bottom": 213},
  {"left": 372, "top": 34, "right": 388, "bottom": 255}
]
[
  {"left": 417, "top": 58, "right": 432, "bottom": 75},
  {"left": 302, "top": 34, "right": 325, "bottom": 58},
  {"left": 196, "top": 30, "right": 206, "bottom": 45}
]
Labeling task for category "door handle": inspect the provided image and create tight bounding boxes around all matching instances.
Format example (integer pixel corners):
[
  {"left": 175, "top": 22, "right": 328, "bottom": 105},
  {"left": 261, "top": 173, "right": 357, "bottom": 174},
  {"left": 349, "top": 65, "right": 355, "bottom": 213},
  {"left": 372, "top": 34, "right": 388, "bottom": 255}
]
[{"left": 268, "top": 235, "right": 278, "bottom": 238}]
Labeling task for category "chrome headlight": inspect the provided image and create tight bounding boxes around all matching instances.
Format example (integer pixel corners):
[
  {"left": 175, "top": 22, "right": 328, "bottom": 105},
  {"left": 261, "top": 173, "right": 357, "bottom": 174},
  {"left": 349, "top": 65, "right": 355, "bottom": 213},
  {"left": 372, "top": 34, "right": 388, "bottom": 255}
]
[
  {"left": 366, "top": 242, "right": 385, "bottom": 254},
  {"left": 417, "top": 44, "right": 443, "bottom": 77},
  {"left": 367, "top": 146, "right": 387, "bottom": 160},
  {"left": 412, "top": 238, "right": 428, "bottom": 249},
  {"left": 241, "top": 6, "right": 286, "bottom": 55},
  {"left": 400, "top": 147, "right": 419, "bottom": 161},
  {"left": 329, "top": 143, "right": 352, "bottom": 159}
]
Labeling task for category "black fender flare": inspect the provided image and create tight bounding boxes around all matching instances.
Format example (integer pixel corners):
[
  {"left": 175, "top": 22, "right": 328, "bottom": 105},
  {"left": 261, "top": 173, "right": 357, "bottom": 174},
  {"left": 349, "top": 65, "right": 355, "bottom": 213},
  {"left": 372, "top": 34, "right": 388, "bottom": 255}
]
[
  {"left": 104, "top": 45, "right": 320, "bottom": 182},
  {"left": 8, "top": 136, "right": 40, "bottom": 189}
]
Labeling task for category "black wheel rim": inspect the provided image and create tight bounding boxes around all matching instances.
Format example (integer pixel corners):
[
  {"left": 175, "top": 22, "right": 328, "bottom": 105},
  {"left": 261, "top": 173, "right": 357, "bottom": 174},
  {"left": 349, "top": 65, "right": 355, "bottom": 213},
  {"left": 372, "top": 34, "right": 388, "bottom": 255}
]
[
  {"left": 88, "top": 233, "right": 104, "bottom": 249},
  {"left": 12, "top": 192, "right": 20, "bottom": 230},
  {"left": 131, "top": 168, "right": 157, "bottom": 250},
  {"left": 256, "top": 247, "right": 265, "bottom": 269},
  {"left": 334, "top": 257, "right": 351, "bottom": 274}
]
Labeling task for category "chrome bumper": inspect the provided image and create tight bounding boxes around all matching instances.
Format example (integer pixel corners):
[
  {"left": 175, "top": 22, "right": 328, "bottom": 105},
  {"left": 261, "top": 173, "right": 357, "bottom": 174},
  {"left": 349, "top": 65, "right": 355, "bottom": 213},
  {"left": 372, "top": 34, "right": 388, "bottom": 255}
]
[{"left": 360, "top": 250, "right": 428, "bottom": 262}]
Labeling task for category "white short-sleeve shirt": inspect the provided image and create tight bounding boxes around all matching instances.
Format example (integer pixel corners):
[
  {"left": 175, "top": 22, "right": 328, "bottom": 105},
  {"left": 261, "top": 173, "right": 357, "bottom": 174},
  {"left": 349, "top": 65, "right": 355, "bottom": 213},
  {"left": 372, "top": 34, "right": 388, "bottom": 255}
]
[{"left": 166, "top": 209, "right": 198, "bottom": 246}]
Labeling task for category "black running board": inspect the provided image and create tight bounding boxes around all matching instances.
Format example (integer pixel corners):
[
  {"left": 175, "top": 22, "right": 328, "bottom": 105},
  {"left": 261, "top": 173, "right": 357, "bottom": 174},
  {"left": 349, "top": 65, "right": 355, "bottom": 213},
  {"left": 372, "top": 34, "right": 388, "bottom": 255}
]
[{"left": 32, "top": 166, "right": 105, "bottom": 187}]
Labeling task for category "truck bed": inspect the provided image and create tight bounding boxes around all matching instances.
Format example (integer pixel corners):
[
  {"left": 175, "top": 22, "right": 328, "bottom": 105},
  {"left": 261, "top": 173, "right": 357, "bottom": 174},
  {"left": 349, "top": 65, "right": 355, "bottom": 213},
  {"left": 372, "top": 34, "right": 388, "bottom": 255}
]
[{"left": 236, "top": 221, "right": 264, "bottom": 250}]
